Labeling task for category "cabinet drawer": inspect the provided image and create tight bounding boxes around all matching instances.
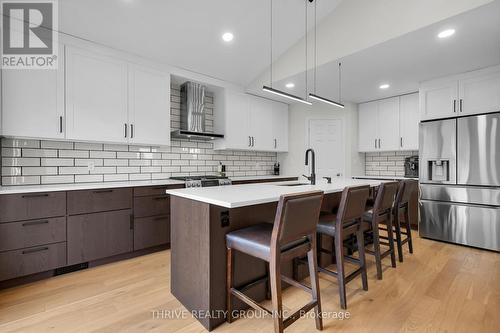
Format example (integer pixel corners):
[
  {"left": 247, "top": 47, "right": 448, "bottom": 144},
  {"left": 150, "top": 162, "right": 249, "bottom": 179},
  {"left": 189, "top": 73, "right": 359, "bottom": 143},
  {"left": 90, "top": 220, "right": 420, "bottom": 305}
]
[
  {"left": 0, "top": 217, "right": 66, "bottom": 252},
  {"left": 0, "top": 242, "right": 66, "bottom": 281},
  {"left": 133, "top": 195, "right": 170, "bottom": 218},
  {"left": 134, "top": 215, "right": 170, "bottom": 250},
  {"left": 67, "top": 209, "right": 133, "bottom": 265},
  {"left": 67, "top": 188, "right": 132, "bottom": 215},
  {"left": 0, "top": 192, "right": 66, "bottom": 223},
  {"left": 133, "top": 185, "right": 184, "bottom": 197}
]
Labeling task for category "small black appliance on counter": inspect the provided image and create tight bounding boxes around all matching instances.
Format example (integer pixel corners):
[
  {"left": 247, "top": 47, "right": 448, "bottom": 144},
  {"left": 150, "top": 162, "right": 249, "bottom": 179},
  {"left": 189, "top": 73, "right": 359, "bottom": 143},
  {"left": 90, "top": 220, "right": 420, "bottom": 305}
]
[{"left": 404, "top": 155, "right": 419, "bottom": 178}]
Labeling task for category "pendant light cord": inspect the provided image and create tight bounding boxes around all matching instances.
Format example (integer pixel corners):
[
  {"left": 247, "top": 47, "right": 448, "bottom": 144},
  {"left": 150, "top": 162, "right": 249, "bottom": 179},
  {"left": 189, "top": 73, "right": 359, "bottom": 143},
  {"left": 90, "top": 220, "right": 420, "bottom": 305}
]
[
  {"left": 314, "top": 0, "right": 317, "bottom": 95},
  {"left": 270, "top": 0, "right": 273, "bottom": 88},
  {"left": 339, "top": 62, "right": 342, "bottom": 103},
  {"left": 305, "top": 0, "right": 308, "bottom": 98}
]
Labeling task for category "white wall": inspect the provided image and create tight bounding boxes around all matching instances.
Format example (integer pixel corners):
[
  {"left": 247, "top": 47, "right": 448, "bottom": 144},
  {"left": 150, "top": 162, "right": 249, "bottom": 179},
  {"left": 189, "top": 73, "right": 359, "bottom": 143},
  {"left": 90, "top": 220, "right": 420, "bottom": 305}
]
[{"left": 278, "top": 102, "right": 364, "bottom": 179}]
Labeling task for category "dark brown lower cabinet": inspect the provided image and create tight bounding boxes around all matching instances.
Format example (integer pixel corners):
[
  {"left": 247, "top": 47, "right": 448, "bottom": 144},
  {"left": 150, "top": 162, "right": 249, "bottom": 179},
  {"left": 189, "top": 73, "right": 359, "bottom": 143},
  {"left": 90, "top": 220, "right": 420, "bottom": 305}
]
[
  {"left": 0, "top": 242, "right": 66, "bottom": 281},
  {"left": 67, "top": 209, "right": 133, "bottom": 265},
  {"left": 133, "top": 215, "right": 170, "bottom": 250}
]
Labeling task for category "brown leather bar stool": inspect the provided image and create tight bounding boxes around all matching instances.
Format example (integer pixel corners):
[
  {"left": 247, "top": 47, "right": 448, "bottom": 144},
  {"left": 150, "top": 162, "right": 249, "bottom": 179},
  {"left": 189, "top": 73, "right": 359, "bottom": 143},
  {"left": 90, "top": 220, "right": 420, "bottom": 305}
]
[
  {"left": 362, "top": 181, "right": 399, "bottom": 280},
  {"left": 379, "top": 180, "right": 417, "bottom": 262},
  {"left": 226, "top": 191, "right": 324, "bottom": 333},
  {"left": 314, "top": 185, "right": 370, "bottom": 310}
]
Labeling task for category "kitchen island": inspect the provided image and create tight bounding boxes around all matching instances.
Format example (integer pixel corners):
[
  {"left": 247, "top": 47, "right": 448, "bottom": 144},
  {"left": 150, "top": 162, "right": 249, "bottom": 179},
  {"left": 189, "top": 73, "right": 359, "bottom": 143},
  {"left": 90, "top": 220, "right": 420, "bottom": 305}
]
[{"left": 166, "top": 179, "right": 382, "bottom": 330}]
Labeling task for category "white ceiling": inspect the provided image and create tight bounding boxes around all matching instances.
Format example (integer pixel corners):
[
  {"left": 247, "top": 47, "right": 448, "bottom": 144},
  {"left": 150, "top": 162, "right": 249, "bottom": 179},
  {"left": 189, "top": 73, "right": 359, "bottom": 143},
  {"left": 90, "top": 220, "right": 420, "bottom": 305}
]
[
  {"left": 271, "top": 0, "right": 500, "bottom": 103},
  {"left": 58, "top": 0, "right": 342, "bottom": 86}
]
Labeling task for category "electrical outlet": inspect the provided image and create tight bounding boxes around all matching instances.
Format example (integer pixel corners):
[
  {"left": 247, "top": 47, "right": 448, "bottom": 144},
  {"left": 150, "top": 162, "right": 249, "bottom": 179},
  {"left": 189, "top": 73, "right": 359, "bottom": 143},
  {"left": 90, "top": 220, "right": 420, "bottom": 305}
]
[{"left": 88, "top": 161, "right": 95, "bottom": 171}]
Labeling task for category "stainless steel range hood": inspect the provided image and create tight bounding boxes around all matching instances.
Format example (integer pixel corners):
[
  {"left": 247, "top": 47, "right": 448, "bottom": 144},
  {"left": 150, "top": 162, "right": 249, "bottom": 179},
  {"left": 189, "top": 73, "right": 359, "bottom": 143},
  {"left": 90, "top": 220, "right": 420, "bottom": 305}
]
[{"left": 171, "top": 82, "right": 224, "bottom": 141}]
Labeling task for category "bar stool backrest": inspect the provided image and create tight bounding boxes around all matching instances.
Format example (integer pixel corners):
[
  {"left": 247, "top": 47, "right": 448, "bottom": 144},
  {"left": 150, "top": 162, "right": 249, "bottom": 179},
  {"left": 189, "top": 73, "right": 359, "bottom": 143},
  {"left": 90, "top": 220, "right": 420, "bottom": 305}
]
[
  {"left": 394, "top": 180, "right": 418, "bottom": 210},
  {"left": 373, "top": 182, "right": 399, "bottom": 219},
  {"left": 272, "top": 191, "right": 324, "bottom": 246},
  {"left": 336, "top": 185, "right": 370, "bottom": 228}
]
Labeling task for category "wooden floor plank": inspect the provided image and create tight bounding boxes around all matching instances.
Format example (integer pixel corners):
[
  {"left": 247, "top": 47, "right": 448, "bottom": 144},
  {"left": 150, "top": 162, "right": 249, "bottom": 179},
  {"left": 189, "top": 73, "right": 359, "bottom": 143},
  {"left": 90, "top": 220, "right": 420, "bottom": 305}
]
[{"left": 0, "top": 236, "right": 499, "bottom": 333}]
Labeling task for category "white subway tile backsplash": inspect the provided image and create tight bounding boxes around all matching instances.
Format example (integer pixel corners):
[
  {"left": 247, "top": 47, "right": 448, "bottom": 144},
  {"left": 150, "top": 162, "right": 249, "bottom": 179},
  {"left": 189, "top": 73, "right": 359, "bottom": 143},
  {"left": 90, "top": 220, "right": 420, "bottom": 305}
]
[
  {"left": 364, "top": 151, "right": 418, "bottom": 177},
  {"left": 41, "top": 158, "right": 74, "bottom": 166},
  {"left": 41, "top": 140, "right": 73, "bottom": 149},
  {"left": 2, "top": 138, "right": 40, "bottom": 148},
  {"left": 22, "top": 167, "right": 58, "bottom": 176},
  {"left": 75, "top": 142, "right": 103, "bottom": 150},
  {"left": 75, "top": 174, "right": 104, "bottom": 183},
  {"left": 41, "top": 175, "right": 74, "bottom": 184},
  {"left": 1, "top": 148, "right": 22, "bottom": 157},
  {"left": 90, "top": 151, "right": 116, "bottom": 159},
  {"left": 3, "top": 158, "right": 40, "bottom": 166},
  {"left": 1, "top": 84, "right": 278, "bottom": 186},
  {"left": 22, "top": 148, "right": 57, "bottom": 158},
  {"left": 59, "top": 150, "right": 90, "bottom": 158}
]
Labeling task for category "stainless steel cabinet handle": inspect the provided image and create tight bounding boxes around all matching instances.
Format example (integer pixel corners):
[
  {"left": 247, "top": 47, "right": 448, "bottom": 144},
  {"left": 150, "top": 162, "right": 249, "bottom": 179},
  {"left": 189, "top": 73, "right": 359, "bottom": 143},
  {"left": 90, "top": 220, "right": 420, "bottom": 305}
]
[
  {"left": 59, "top": 116, "right": 63, "bottom": 133},
  {"left": 375, "top": 139, "right": 377, "bottom": 149},
  {"left": 124, "top": 123, "right": 128, "bottom": 138},
  {"left": 400, "top": 137, "right": 403, "bottom": 148},
  {"left": 22, "top": 193, "right": 49, "bottom": 198},
  {"left": 453, "top": 99, "right": 456, "bottom": 112},
  {"left": 460, "top": 99, "right": 463, "bottom": 112},
  {"left": 93, "top": 189, "right": 113, "bottom": 194},
  {"left": 248, "top": 136, "right": 252, "bottom": 147},
  {"left": 130, "top": 124, "right": 134, "bottom": 138},
  {"left": 22, "top": 220, "right": 49, "bottom": 227},
  {"left": 22, "top": 247, "right": 49, "bottom": 255},
  {"left": 378, "top": 138, "right": 381, "bottom": 149},
  {"left": 251, "top": 137, "right": 255, "bottom": 147},
  {"left": 274, "top": 138, "right": 277, "bottom": 149}
]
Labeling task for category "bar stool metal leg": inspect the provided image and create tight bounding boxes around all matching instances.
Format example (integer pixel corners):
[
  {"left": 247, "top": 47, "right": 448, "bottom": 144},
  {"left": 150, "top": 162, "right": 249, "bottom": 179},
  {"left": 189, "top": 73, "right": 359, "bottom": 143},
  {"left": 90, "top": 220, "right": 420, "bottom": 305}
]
[{"left": 226, "top": 247, "right": 234, "bottom": 323}]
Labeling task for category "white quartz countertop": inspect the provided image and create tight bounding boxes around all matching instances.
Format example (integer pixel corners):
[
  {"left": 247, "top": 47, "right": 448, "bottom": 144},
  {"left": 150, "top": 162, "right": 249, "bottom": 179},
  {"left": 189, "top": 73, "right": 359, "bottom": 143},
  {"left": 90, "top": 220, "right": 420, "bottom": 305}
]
[
  {"left": 353, "top": 175, "right": 418, "bottom": 181},
  {"left": 0, "top": 179, "right": 186, "bottom": 195},
  {"left": 166, "top": 179, "right": 383, "bottom": 208},
  {"left": 0, "top": 175, "right": 299, "bottom": 195}
]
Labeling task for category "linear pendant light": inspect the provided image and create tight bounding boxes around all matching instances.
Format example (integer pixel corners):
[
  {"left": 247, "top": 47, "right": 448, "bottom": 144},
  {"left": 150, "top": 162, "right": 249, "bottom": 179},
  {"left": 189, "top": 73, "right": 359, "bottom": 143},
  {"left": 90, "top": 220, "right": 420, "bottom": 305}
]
[
  {"left": 308, "top": 0, "right": 344, "bottom": 108},
  {"left": 262, "top": 0, "right": 311, "bottom": 105}
]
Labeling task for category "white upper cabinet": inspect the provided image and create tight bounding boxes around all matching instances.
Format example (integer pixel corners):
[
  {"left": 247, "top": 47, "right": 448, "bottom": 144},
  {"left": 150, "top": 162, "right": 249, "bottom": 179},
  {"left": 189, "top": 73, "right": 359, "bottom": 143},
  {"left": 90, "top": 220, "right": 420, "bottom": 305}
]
[
  {"left": 358, "top": 95, "right": 418, "bottom": 152},
  {"left": 128, "top": 66, "right": 170, "bottom": 146},
  {"left": 66, "top": 46, "right": 129, "bottom": 143},
  {"left": 358, "top": 101, "right": 379, "bottom": 152},
  {"left": 249, "top": 97, "right": 274, "bottom": 151},
  {"left": 214, "top": 90, "right": 289, "bottom": 152},
  {"left": 215, "top": 91, "right": 251, "bottom": 150},
  {"left": 377, "top": 97, "right": 400, "bottom": 151},
  {"left": 420, "top": 65, "right": 500, "bottom": 120},
  {"left": 399, "top": 93, "right": 419, "bottom": 150},
  {"left": 459, "top": 70, "right": 500, "bottom": 115},
  {"left": 2, "top": 45, "right": 65, "bottom": 139},
  {"left": 271, "top": 102, "right": 289, "bottom": 152},
  {"left": 419, "top": 79, "right": 458, "bottom": 120}
]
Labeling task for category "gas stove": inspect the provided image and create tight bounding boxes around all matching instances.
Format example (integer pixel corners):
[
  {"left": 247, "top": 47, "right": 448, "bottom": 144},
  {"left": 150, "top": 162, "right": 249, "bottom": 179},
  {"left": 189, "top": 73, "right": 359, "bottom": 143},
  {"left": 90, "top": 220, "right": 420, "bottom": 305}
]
[{"left": 170, "top": 176, "right": 232, "bottom": 188}]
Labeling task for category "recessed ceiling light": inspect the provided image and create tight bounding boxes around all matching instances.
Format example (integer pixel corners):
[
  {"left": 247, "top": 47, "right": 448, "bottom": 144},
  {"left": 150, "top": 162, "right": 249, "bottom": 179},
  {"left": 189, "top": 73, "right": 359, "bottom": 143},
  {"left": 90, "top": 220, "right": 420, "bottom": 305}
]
[
  {"left": 438, "top": 29, "right": 455, "bottom": 39},
  {"left": 379, "top": 84, "right": 390, "bottom": 89},
  {"left": 222, "top": 32, "right": 234, "bottom": 42},
  {"left": 285, "top": 83, "right": 295, "bottom": 89}
]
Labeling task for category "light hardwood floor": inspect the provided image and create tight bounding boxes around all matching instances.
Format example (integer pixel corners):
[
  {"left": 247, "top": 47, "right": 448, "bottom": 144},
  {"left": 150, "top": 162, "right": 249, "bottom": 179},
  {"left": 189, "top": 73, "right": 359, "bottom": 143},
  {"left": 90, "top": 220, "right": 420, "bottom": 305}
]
[{"left": 0, "top": 236, "right": 499, "bottom": 333}]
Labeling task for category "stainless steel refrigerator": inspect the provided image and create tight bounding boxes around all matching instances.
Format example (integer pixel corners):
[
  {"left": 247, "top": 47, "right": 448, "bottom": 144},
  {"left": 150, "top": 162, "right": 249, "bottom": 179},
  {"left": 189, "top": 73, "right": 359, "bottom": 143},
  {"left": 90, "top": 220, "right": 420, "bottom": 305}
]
[{"left": 419, "top": 112, "right": 500, "bottom": 252}]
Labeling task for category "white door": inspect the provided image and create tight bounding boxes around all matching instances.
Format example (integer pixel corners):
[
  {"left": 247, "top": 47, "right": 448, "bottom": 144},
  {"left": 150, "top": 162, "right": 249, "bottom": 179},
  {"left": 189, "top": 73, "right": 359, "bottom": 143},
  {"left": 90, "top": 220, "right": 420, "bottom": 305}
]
[
  {"left": 459, "top": 70, "right": 500, "bottom": 116},
  {"left": 249, "top": 97, "right": 273, "bottom": 151},
  {"left": 271, "top": 102, "right": 289, "bottom": 152},
  {"left": 378, "top": 97, "right": 400, "bottom": 151},
  {"left": 223, "top": 92, "right": 251, "bottom": 150},
  {"left": 399, "top": 93, "right": 419, "bottom": 150},
  {"left": 308, "top": 119, "right": 344, "bottom": 180},
  {"left": 129, "top": 66, "right": 170, "bottom": 146},
  {"left": 2, "top": 46, "right": 65, "bottom": 139},
  {"left": 66, "top": 46, "right": 129, "bottom": 143},
  {"left": 419, "top": 80, "right": 458, "bottom": 120},
  {"left": 358, "top": 101, "right": 378, "bottom": 152}
]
